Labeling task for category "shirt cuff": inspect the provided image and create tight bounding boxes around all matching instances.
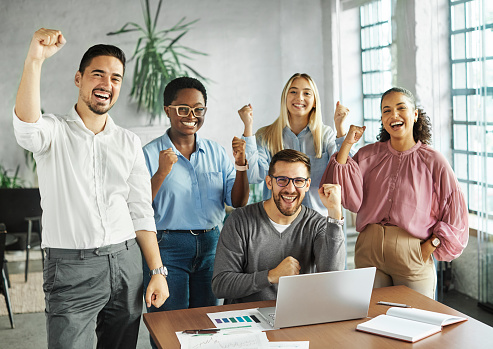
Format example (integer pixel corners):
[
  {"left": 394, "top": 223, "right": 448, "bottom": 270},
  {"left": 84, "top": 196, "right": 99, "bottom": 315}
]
[
  {"left": 133, "top": 217, "right": 157, "bottom": 233},
  {"left": 335, "top": 136, "right": 345, "bottom": 150},
  {"left": 255, "top": 269, "right": 272, "bottom": 288},
  {"left": 12, "top": 107, "right": 43, "bottom": 131},
  {"left": 243, "top": 135, "right": 258, "bottom": 154}
]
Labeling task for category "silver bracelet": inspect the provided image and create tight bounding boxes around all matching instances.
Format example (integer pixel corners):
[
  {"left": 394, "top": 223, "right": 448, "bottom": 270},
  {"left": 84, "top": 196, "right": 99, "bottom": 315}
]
[{"left": 327, "top": 216, "right": 344, "bottom": 226}]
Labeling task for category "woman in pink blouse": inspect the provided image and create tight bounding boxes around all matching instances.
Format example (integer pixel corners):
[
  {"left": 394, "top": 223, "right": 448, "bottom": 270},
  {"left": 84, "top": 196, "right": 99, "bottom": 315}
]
[{"left": 321, "top": 87, "right": 469, "bottom": 298}]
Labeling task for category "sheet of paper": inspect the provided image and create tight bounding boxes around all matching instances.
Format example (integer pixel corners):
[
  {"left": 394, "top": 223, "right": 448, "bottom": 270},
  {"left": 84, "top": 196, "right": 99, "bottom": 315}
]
[
  {"left": 177, "top": 328, "right": 269, "bottom": 349},
  {"left": 207, "top": 308, "right": 273, "bottom": 331},
  {"left": 268, "top": 341, "right": 310, "bottom": 348}
]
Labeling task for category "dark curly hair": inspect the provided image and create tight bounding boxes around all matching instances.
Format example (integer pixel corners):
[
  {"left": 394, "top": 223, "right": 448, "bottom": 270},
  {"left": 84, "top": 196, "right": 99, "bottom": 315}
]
[
  {"left": 163, "top": 77, "right": 207, "bottom": 106},
  {"left": 377, "top": 87, "right": 432, "bottom": 145}
]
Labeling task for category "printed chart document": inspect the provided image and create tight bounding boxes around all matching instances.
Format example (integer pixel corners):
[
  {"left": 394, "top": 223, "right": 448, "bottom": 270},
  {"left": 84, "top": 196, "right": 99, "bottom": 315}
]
[
  {"left": 177, "top": 328, "right": 269, "bottom": 349},
  {"left": 177, "top": 328, "right": 309, "bottom": 349},
  {"left": 207, "top": 308, "right": 274, "bottom": 331},
  {"left": 356, "top": 307, "right": 467, "bottom": 342}
]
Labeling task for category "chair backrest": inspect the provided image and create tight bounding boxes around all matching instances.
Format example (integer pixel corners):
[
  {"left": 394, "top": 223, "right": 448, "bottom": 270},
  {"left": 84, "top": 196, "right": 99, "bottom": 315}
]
[
  {"left": 0, "top": 189, "right": 42, "bottom": 233},
  {"left": 0, "top": 223, "right": 6, "bottom": 272}
]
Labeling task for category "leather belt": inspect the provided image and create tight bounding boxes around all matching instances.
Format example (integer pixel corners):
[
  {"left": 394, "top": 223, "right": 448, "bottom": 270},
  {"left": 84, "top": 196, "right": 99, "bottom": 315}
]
[{"left": 159, "top": 227, "right": 215, "bottom": 236}]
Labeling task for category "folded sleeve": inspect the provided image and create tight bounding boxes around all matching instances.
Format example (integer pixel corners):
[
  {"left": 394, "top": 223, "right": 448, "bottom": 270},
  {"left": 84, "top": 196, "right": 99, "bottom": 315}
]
[
  {"left": 243, "top": 135, "right": 270, "bottom": 184},
  {"left": 314, "top": 220, "right": 346, "bottom": 272},
  {"left": 320, "top": 153, "right": 364, "bottom": 213},
  {"left": 127, "top": 135, "right": 157, "bottom": 233},
  {"left": 13, "top": 108, "right": 53, "bottom": 155},
  {"left": 433, "top": 188, "right": 469, "bottom": 262}
]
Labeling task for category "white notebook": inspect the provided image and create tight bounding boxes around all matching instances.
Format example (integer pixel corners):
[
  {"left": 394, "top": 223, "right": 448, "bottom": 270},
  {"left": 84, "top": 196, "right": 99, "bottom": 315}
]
[{"left": 356, "top": 307, "right": 467, "bottom": 343}]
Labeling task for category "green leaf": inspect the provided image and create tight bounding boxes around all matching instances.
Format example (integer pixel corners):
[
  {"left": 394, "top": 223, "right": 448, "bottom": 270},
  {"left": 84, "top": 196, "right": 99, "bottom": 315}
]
[
  {"left": 107, "top": 22, "right": 143, "bottom": 35},
  {"left": 107, "top": 1, "right": 208, "bottom": 124}
]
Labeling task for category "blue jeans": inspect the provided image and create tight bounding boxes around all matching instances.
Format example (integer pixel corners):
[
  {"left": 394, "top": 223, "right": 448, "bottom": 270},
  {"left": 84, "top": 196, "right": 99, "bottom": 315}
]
[{"left": 143, "top": 227, "right": 220, "bottom": 312}]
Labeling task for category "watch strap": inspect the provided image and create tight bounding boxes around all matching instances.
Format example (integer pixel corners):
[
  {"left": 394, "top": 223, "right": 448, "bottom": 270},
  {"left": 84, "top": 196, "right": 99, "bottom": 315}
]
[
  {"left": 235, "top": 159, "right": 249, "bottom": 171},
  {"left": 327, "top": 216, "right": 344, "bottom": 227},
  {"left": 431, "top": 237, "right": 440, "bottom": 247},
  {"left": 149, "top": 265, "right": 168, "bottom": 277}
]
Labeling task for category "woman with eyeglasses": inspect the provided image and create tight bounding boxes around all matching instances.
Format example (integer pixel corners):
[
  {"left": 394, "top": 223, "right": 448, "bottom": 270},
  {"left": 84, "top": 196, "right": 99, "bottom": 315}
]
[
  {"left": 321, "top": 87, "right": 468, "bottom": 299},
  {"left": 141, "top": 77, "right": 249, "bottom": 344},
  {"left": 238, "top": 73, "right": 349, "bottom": 215}
]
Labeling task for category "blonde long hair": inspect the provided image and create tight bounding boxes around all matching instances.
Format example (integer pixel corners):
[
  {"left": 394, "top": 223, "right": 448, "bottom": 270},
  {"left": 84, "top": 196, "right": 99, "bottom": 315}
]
[{"left": 256, "top": 73, "right": 323, "bottom": 158}]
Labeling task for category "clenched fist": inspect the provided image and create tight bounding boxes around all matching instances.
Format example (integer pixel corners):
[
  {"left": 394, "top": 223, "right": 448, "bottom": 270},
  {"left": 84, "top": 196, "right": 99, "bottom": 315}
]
[
  {"left": 267, "top": 256, "right": 301, "bottom": 284},
  {"left": 157, "top": 148, "right": 178, "bottom": 177},
  {"left": 318, "top": 184, "right": 342, "bottom": 220},
  {"left": 27, "top": 28, "right": 66, "bottom": 63},
  {"left": 232, "top": 136, "right": 246, "bottom": 166}
]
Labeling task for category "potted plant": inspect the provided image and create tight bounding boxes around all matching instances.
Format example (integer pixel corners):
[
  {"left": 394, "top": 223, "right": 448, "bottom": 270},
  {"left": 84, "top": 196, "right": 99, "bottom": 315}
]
[
  {"left": 0, "top": 164, "right": 23, "bottom": 189},
  {"left": 107, "top": 0, "right": 208, "bottom": 124}
]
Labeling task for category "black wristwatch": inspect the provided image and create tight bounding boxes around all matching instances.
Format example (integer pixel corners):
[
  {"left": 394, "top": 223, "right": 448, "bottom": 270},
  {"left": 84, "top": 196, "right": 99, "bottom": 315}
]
[{"left": 149, "top": 265, "right": 168, "bottom": 277}]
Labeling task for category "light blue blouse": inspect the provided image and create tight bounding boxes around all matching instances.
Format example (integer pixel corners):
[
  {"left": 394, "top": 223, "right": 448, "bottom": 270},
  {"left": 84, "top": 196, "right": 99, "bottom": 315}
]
[{"left": 143, "top": 129, "right": 236, "bottom": 230}]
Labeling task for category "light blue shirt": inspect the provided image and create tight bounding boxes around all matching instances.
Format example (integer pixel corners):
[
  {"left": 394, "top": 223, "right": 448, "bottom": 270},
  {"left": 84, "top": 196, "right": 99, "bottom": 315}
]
[
  {"left": 143, "top": 129, "right": 235, "bottom": 230},
  {"left": 244, "top": 125, "right": 344, "bottom": 216}
]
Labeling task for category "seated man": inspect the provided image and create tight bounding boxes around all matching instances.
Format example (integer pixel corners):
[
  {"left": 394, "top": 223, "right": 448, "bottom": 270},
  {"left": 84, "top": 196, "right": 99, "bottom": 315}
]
[{"left": 212, "top": 149, "right": 345, "bottom": 304}]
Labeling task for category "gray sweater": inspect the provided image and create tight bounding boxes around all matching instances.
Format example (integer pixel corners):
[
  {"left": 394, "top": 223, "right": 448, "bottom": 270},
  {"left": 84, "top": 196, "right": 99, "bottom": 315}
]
[{"left": 212, "top": 202, "right": 345, "bottom": 304}]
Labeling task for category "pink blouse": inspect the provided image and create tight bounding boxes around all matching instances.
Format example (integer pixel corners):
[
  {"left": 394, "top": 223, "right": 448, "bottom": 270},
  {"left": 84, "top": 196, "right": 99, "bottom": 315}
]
[{"left": 321, "top": 140, "right": 469, "bottom": 262}]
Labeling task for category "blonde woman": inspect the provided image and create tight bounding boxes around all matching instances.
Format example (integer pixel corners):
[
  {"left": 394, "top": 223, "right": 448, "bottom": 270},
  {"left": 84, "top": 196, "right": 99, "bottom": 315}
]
[{"left": 238, "top": 73, "right": 349, "bottom": 215}]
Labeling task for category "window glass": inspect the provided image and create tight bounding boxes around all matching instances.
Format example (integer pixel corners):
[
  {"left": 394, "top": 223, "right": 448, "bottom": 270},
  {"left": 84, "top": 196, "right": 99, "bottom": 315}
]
[
  {"left": 466, "top": 30, "right": 480, "bottom": 59},
  {"left": 453, "top": 95, "right": 467, "bottom": 121},
  {"left": 360, "top": 0, "right": 392, "bottom": 146},
  {"left": 468, "top": 125, "right": 483, "bottom": 153},
  {"left": 467, "top": 94, "right": 482, "bottom": 122},
  {"left": 452, "top": 33, "right": 465, "bottom": 60},
  {"left": 465, "top": 0, "right": 480, "bottom": 29},
  {"left": 454, "top": 124, "right": 468, "bottom": 151},
  {"left": 454, "top": 153, "right": 468, "bottom": 180},
  {"left": 459, "top": 181, "right": 469, "bottom": 206},
  {"left": 452, "top": 63, "right": 466, "bottom": 89},
  {"left": 467, "top": 61, "right": 481, "bottom": 89},
  {"left": 486, "top": 0, "right": 493, "bottom": 24},
  {"left": 452, "top": 3, "right": 465, "bottom": 31},
  {"left": 486, "top": 60, "right": 493, "bottom": 87},
  {"left": 469, "top": 183, "right": 482, "bottom": 212},
  {"left": 486, "top": 95, "right": 493, "bottom": 123}
]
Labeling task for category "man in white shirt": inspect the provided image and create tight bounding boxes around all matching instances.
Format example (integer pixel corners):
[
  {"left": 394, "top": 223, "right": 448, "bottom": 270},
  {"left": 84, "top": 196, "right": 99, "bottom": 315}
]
[{"left": 13, "top": 28, "right": 169, "bottom": 349}]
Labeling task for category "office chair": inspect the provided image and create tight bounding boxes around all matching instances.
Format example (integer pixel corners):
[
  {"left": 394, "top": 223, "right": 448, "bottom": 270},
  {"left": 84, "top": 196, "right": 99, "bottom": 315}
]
[
  {"left": 0, "top": 188, "right": 43, "bottom": 282},
  {"left": 0, "top": 223, "right": 15, "bottom": 328}
]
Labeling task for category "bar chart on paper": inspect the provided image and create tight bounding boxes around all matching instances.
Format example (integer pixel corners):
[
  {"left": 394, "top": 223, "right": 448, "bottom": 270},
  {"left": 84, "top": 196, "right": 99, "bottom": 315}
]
[{"left": 207, "top": 308, "right": 273, "bottom": 330}]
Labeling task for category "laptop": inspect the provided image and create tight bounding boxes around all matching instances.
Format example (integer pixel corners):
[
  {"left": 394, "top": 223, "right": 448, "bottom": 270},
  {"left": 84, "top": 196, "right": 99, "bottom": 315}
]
[{"left": 257, "top": 267, "right": 376, "bottom": 328}]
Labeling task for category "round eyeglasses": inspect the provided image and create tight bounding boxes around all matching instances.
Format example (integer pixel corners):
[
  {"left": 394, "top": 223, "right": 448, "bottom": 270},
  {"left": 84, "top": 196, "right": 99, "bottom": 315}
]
[
  {"left": 270, "top": 176, "right": 308, "bottom": 188},
  {"left": 168, "top": 105, "right": 207, "bottom": 117}
]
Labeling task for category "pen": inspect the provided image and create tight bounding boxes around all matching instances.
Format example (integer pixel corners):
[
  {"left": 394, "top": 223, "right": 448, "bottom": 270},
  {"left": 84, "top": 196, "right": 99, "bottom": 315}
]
[
  {"left": 182, "top": 325, "right": 252, "bottom": 334},
  {"left": 182, "top": 329, "right": 219, "bottom": 334},
  {"left": 377, "top": 301, "right": 411, "bottom": 308}
]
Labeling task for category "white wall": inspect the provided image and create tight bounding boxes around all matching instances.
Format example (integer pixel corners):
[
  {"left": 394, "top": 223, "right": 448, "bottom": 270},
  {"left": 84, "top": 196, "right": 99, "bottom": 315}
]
[{"left": 0, "top": 0, "right": 339, "bottom": 185}]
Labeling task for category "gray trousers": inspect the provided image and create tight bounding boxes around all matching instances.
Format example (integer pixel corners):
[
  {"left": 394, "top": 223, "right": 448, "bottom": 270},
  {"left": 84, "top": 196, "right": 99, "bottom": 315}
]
[{"left": 43, "top": 239, "right": 143, "bottom": 349}]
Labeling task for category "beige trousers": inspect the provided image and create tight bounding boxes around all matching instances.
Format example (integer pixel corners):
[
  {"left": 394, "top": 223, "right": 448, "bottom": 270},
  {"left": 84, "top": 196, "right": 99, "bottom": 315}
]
[{"left": 355, "top": 224, "right": 436, "bottom": 299}]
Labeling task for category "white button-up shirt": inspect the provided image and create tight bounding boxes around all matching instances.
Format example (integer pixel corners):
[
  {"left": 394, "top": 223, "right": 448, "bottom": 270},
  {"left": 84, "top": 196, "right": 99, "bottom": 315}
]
[{"left": 13, "top": 107, "right": 156, "bottom": 249}]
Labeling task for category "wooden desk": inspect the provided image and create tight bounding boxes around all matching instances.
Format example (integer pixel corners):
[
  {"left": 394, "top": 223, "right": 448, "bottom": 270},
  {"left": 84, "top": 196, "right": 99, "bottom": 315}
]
[{"left": 144, "top": 286, "right": 493, "bottom": 348}]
